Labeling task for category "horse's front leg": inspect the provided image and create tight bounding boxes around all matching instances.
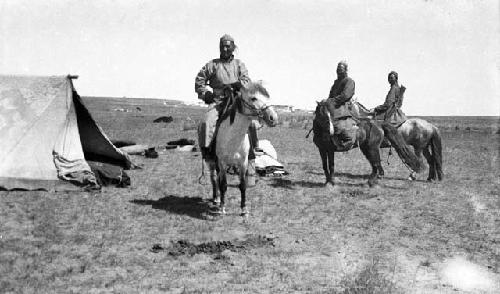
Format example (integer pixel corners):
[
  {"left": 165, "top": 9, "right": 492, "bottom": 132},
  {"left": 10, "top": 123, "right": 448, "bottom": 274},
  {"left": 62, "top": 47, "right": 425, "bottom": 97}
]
[
  {"left": 326, "top": 148, "right": 335, "bottom": 186},
  {"left": 240, "top": 162, "right": 249, "bottom": 216},
  {"left": 217, "top": 167, "right": 228, "bottom": 215},
  {"left": 408, "top": 148, "right": 422, "bottom": 181},
  {"left": 208, "top": 160, "right": 220, "bottom": 204},
  {"left": 360, "top": 144, "right": 381, "bottom": 187},
  {"left": 318, "top": 147, "right": 330, "bottom": 185}
]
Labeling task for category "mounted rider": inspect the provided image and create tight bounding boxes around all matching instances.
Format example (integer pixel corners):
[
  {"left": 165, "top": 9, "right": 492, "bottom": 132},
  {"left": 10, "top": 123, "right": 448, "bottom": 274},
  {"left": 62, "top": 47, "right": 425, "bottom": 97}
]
[
  {"left": 326, "top": 61, "right": 358, "bottom": 151},
  {"left": 371, "top": 71, "right": 407, "bottom": 126},
  {"left": 195, "top": 34, "right": 259, "bottom": 185}
]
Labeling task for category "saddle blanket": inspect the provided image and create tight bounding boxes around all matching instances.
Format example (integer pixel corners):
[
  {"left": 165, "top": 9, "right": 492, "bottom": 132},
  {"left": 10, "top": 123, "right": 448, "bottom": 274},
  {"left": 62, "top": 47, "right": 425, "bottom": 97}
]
[{"left": 255, "top": 140, "right": 288, "bottom": 177}]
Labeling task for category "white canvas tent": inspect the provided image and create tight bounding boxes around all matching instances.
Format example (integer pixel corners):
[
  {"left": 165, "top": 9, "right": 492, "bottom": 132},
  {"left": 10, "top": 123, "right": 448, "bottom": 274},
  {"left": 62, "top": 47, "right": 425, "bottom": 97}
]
[{"left": 0, "top": 75, "right": 131, "bottom": 191}]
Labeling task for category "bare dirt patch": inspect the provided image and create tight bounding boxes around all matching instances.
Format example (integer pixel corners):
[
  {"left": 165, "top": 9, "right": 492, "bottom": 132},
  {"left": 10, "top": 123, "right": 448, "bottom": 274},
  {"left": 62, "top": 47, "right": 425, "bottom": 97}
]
[{"left": 151, "top": 235, "right": 275, "bottom": 257}]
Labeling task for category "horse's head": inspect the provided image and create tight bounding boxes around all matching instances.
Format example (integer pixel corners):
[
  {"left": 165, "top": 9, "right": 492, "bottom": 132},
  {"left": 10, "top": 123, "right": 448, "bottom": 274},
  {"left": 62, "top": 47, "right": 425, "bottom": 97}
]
[
  {"left": 314, "top": 100, "right": 334, "bottom": 135},
  {"left": 239, "top": 81, "right": 278, "bottom": 127}
]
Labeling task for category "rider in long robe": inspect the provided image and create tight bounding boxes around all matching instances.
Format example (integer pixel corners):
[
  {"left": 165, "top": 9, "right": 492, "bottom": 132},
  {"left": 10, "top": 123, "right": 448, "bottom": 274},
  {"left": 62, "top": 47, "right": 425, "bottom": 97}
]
[
  {"left": 326, "top": 61, "right": 358, "bottom": 151},
  {"left": 372, "top": 71, "right": 407, "bottom": 126},
  {"left": 195, "top": 34, "right": 258, "bottom": 185}
]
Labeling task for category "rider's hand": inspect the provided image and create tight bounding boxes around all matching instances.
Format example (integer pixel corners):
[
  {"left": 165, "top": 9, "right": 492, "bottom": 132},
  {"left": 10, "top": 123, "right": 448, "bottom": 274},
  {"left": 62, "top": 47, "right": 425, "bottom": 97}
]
[
  {"left": 203, "top": 91, "right": 215, "bottom": 104},
  {"left": 222, "top": 81, "right": 242, "bottom": 93},
  {"left": 230, "top": 81, "right": 242, "bottom": 91}
]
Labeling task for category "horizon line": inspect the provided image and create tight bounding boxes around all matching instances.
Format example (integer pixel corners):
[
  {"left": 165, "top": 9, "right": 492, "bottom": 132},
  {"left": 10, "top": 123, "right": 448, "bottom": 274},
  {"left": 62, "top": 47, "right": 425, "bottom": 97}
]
[{"left": 81, "top": 95, "right": 500, "bottom": 118}]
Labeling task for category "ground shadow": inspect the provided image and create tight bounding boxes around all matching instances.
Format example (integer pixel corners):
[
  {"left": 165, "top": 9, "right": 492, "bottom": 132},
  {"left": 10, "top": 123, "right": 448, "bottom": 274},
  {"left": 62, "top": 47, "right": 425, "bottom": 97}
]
[
  {"left": 311, "top": 170, "right": 428, "bottom": 183},
  {"left": 334, "top": 172, "right": 368, "bottom": 180},
  {"left": 379, "top": 175, "right": 429, "bottom": 183},
  {"left": 305, "top": 171, "right": 324, "bottom": 176},
  {"left": 130, "top": 195, "right": 212, "bottom": 220},
  {"left": 267, "top": 178, "right": 328, "bottom": 189},
  {"left": 306, "top": 170, "right": 368, "bottom": 180},
  {"left": 266, "top": 177, "right": 407, "bottom": 191}
]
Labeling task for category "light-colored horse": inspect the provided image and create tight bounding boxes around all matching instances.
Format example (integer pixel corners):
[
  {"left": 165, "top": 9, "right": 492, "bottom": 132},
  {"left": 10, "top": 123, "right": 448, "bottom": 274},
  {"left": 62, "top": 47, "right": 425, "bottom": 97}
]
[
  {"left": 354, "top": 101, "right": 443, "bottom": 181},
  {"left": 207, "top": 82, "right": 278, "bottom": 216}
]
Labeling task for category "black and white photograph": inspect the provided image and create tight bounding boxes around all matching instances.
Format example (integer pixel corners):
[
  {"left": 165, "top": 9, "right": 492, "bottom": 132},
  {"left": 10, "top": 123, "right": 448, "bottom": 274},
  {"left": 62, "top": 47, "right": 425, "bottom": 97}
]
[{"left": 0, "top": 0, "right": 498, "bottom": 293}]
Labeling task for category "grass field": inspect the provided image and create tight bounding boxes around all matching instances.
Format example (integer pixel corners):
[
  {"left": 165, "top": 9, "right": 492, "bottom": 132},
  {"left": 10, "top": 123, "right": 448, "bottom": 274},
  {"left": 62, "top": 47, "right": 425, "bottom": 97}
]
[{"left": 1, "top": 97, "right": 499, "bottom": 293}]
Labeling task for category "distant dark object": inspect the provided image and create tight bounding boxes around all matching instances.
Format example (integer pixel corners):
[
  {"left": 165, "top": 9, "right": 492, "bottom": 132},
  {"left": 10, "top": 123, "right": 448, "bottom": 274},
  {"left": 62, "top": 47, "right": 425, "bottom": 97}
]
[
  {"left": 496, "top": 128, "right": 500, "bottom": 135},
  {"left": 455, "top": 126, "right": 460, "bottom": 131},
  {"left": 112, "top": 140, "right": 137, "bottom": 148},
  {"left": 167, "top": 138, "right": 195, "bottom": 146},
  {"left": 151, "top": 244, "right": 164, "bottom": 253},
  {"left": 136, "top": 107, "right": 142, "bottom": 111},
  {"left": 153, "top": 116, "right": 173, "bottom": 123},
  {"left": 145, "top": 147, "right": 159, "bottom": 158},
  {"left": 465, "top": 126, "right": 471, "bottom": 131},
  {"left": 165, "top": 145, "right": 177, "bottom": 150}
]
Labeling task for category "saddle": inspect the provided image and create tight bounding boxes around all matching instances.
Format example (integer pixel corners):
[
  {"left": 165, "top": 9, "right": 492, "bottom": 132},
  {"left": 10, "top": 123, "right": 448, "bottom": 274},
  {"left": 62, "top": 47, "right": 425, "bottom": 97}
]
[
  {"left": 354, "top": 86, "right": 407, "bottom": 128},
  {"left": 203, "top": 86, "right": 241, "bottom": 160}
]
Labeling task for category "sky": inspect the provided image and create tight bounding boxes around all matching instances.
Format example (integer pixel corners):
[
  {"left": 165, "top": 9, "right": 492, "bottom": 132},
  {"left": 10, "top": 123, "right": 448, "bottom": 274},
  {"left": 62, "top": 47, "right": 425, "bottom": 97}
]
[{"left": 1, "top": 0, "right": 498, "bottom": 116}]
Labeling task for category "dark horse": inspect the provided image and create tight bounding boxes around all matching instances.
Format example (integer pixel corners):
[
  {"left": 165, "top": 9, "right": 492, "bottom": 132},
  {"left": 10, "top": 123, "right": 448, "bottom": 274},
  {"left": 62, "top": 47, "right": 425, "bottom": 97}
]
[
  {"left": 312, "top": 101, "right": 424, "bottom": 187},
  {"left": 354, "top": 101, "right": 443, "bottom": 182}
]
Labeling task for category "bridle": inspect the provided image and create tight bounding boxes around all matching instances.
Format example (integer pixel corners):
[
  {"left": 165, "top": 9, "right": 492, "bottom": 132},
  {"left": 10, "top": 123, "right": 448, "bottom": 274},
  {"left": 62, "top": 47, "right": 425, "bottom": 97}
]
[{"left": 239, "top": 94, "right": 271, "bottom": 119}]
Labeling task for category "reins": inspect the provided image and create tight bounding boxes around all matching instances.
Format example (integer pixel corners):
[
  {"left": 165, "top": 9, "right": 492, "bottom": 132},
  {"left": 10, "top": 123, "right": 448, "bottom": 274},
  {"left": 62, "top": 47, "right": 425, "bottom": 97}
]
[
  {"left": 305, "top": 127, "right": 314, "bottom": 138},
  {"left": 239, "top": 96, "right": 270, "bottom": 119}
]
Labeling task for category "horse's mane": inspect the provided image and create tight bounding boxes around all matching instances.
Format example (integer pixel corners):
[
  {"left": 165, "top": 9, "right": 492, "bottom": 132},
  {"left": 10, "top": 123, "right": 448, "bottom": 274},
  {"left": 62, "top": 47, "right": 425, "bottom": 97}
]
[
  {"left": 218, "top": 81, "right": 269, "bottom": 125},
  {"left": 245, "top": 81, "right": 269, "bottom": 98}
]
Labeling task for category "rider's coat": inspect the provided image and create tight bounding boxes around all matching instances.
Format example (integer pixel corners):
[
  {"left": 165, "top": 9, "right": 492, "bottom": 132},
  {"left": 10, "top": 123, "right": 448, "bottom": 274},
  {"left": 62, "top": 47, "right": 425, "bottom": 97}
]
[
  {"left": 195, "top": 56, "right": 250, "bottom": 101},
  {"left": 195, "top": 55, "right": 255, "bottom": 154},
  {"left": 374, "top": 83, "right": 407, "bottom": 126},
  {"left": 327, "top": 76, "right": 355, "bottom": 119}
]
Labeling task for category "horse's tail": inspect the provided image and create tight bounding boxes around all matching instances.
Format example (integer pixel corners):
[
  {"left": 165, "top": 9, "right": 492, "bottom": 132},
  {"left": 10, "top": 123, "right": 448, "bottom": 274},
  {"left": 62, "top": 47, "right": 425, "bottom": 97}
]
[
  {"left": 381, "top": 122, "right": 422, "bottom": 173},
  {"left": 430, "top": 127, "right": 443, "bottom": 180}
]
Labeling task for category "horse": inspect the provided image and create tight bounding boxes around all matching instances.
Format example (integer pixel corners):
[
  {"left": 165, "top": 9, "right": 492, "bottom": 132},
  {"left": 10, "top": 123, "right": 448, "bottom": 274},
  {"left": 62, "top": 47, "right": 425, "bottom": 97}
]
[
  {"left": 353, "top": 101, "right": 443, "bottom": 181},
  {"left": 312, "top": 101, "right": 423, "bottom": 188},
  {"left": 206, "top": 82, "right": 278, "bottom": 216}
]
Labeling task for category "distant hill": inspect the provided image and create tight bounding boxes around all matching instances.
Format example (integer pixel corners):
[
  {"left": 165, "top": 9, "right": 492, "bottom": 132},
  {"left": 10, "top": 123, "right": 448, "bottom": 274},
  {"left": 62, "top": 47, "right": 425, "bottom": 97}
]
[{"left": 82, "top": 96, "right": 186, "bottom": 106}]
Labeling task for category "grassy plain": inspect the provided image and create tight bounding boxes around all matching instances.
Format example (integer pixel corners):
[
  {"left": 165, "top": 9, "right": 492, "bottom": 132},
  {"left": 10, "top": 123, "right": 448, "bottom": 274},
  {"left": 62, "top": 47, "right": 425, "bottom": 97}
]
[{"left": 0, "top": 97, "right": 499, "bottom": 293}]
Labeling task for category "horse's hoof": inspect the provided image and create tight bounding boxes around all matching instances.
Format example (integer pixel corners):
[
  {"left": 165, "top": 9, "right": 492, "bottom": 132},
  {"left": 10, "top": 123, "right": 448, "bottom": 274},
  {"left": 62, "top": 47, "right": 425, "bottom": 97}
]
[
  {"left": 210, "top": 208, "right": 221, "bottom": 215},
  {"left": 210, "top": 206, "right": 226, "bottom": 215},
  {"left": 325, "top": 179, "right": 336, "bottom": 187},
  {"left": 325, "top": 181, "right": 335, "bottom": 189},
  {"left": 367, "top": 180, "right": 379, "bottom": 188},
  {"left": 240, "top": 207, "right": 249, "bottom": 216},
  {"left": 426, "top": 178, "right": 436, "bottom": 183},
  {"left": 212, "top": 197, "right": 221, "bottom": 205},
  {"left": 326, "top": 183, "right": 341, "bottom": 193},
  {"left": 408, "top": 173, "right": 417, "bottom": 181}
]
